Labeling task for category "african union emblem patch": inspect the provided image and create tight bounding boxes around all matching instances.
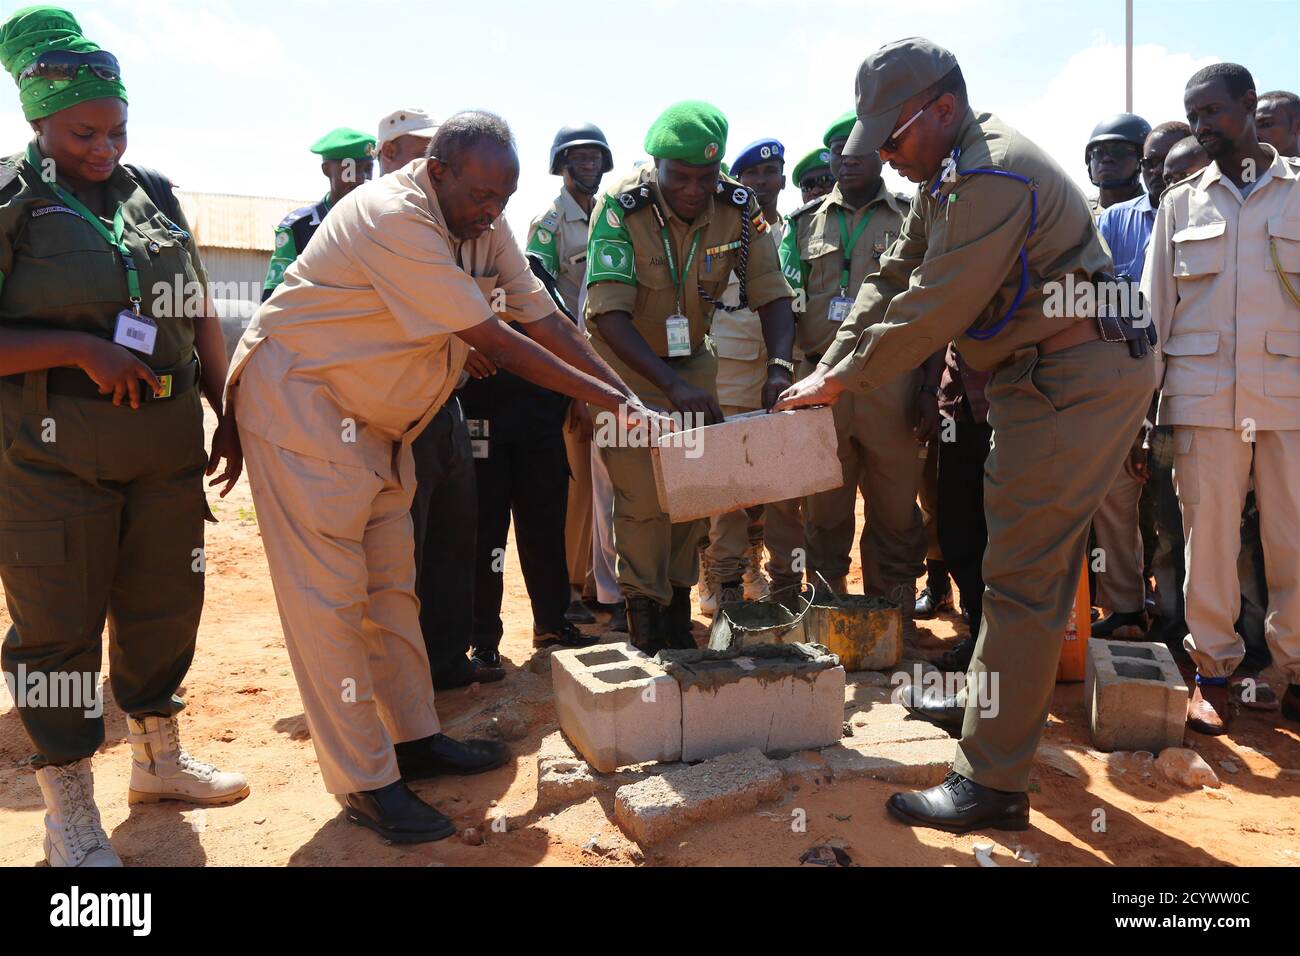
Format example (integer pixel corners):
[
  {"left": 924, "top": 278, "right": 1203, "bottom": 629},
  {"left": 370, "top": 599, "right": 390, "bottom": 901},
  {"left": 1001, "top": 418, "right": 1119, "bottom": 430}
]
[{"left": 589, "top": 238, "right": 634, "bottom": 282}]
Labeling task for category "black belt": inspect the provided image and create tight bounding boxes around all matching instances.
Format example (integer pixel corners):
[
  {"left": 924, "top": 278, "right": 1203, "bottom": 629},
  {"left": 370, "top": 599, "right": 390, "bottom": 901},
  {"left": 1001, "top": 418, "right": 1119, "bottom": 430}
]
[{"left": 2, "top": 359, "right": 199, "bottom": 402}]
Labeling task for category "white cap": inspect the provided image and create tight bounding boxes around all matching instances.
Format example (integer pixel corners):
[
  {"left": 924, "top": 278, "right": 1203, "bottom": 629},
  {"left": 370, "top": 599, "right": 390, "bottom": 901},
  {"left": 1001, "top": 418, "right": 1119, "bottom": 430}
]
[{"left": 377, "top": 108, "right": 438, "bottom": 150}]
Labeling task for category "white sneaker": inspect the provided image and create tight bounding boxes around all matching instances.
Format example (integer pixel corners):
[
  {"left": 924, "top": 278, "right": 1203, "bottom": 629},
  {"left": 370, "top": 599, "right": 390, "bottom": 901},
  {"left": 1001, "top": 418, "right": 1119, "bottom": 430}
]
[
  {"left": 35, "top": 759, "right": 122, "bottom": 868},
  {"left": 742, "top": 543, "right": 772, "bottom": 601},
  {"left": 126, "top": 715, "right": 250, "bottom": 806}
]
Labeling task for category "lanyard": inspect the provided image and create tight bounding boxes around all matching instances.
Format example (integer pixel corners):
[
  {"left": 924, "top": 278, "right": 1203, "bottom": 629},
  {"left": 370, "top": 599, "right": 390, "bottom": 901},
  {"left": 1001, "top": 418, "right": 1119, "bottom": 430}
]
[
  {"left": 25, "top": 142, "right": 142, "bottom": 312},
  {"left": 659, "top": 223, "right": 702, "bottom": 314},
  {"left": 834, "top": 206, "right": 875, "bottom": 295}
]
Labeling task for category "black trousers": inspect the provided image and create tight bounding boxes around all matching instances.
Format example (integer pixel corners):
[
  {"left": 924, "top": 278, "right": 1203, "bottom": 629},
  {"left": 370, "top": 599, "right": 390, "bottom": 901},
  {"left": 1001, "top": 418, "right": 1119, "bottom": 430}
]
[
  {"left": 470, "top": 427, "right": 571, "bottom": 653},
  {"left": 937, "top": 420, "right": 993, "bottom": 638},
  {"left": 410, "top": 398, "right": 478, "bottom": 683}
]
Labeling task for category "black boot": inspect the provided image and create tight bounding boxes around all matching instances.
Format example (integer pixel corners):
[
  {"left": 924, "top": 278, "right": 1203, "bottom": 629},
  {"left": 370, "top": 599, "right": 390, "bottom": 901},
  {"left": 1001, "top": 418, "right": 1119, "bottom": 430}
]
[
  {"left": 626, "top": 596, "right": 667, "bottom": 654},
  {"left": 898, "top": 683, "right": 965, "bottom": 731},
  {"left": 665, "top": 585, "right": 699, "bottom": 650},
  {"left": 343, "top": 780, "right": 457, "bottom": 843},
  {"left": 394, "top": 733, "right": 511, "bottom": 780}
]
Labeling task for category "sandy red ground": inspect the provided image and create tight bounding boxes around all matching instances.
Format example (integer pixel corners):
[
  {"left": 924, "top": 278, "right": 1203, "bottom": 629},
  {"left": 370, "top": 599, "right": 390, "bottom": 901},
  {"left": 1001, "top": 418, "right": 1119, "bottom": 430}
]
[{"left": 1, "top": 410, "right": 1297, "bottom": 867}]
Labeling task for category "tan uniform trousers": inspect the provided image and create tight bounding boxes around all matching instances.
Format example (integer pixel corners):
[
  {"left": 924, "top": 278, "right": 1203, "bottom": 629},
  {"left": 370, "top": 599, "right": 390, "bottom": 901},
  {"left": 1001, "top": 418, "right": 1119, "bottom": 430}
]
[
  {"left": 955, "top": 340, "right": 1152, "bottom": 792},
  {"left": 704, "top": 403, "right": 765, "bottom": 581},
  {"left": 804, "top": 360, "right": 926, "bottom": 600},
  {"left": 1174, "top": 425, "right": 1300, "bottom": 683},
  {"left": 598, "top": 343, "right": 717, "bottom": 607},
  {"left": 562, "top": 416, "right": 596, "bottom": 597},
  {"left": 1092, "top": 465, "right": 1146, "bottom": 614},
  {"left": 241, "top": 428, "right": 440, "bottom": 795}
]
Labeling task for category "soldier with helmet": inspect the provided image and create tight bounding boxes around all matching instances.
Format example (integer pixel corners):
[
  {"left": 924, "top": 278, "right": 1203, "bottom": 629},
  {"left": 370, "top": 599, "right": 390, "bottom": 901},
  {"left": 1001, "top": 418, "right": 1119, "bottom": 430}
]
[
  {"left": 526, "top": 123, "right": 615, "bottom": 627},
  {"left": 1084, "top": 112, "right": 1151, "bottom": 217}
]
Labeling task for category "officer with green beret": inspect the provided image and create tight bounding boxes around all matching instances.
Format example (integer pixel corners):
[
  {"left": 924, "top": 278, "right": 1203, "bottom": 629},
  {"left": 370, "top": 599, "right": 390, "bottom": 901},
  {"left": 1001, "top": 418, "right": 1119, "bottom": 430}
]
[
  {"left": 584, "top": 100, "right": 796, "bottom": 652},
  {"left": 0, "top": 5, "right": 248, "bottom": 868},
  {"left": 791, "top": 146, "right": 835, "bottom": 203},
  {"left": 778, "top": 110, "right": 934, "bottom": 627},
  {"left": 261, "top": 127, "right": 376, "bottom": 301},
  {"left": 776, "top": 38, "right": 1152, "bottom": 833}
]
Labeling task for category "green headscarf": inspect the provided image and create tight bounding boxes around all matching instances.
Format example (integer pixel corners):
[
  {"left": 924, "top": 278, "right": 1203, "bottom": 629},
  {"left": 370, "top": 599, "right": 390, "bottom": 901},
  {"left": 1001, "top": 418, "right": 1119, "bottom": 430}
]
[{"left": 0, "top": 6, "right": 127, "bottom": 120}]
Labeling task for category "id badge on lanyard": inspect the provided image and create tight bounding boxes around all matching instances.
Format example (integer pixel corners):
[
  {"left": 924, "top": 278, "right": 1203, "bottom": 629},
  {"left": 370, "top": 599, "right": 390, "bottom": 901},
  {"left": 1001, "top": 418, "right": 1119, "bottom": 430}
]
[
  {"left": 665, "top": 314, "right": 691, "bottom": 357},
  {"left": 113, "top": 306, "right": 157, "bottom": 355},
  {"left": 827, "top": 294, "right": 853, "bottom": 323}
]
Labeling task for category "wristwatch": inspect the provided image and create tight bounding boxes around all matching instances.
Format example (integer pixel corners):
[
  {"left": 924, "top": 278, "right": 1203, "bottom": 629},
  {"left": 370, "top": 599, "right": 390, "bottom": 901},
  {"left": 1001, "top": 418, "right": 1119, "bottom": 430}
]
[{"left": 767, "top": 357, "right": 795, "bottom": 374}]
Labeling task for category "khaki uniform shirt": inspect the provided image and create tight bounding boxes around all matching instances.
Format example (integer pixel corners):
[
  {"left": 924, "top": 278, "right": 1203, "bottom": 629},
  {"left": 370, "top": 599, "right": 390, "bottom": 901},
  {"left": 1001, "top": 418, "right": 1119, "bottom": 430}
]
[
  {"left": 0, "top": 147, "right": 207, "bottom": 371},
  {"left": 712, "top": 216, "right": 784, "bottom": 408},
  {"left": 1142, "top": 147, "right": 1300, "bottom": 431},
  {"left": 821, "top": 109, "right": 1113, "bottom": 385},
  {"left": 526, "top": 186, "right": 590, "bottom": 318},
  {"left": 780, "top": 181, "right": 908, "bottom": 360},
  {"left": 584, "top": 165, "right": 791, "bottom": 361},
  {"left": 227, "top": 158, "right": 554, "bottom": 471}
]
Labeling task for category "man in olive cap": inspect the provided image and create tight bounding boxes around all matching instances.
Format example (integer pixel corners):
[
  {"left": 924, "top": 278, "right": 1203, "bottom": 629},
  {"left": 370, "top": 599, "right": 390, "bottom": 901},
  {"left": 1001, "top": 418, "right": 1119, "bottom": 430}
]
[
  {"left": 262, "top": 127, "right": 376, "bottom": 301},
  {"left": 776, "top": 38, "right": 1153, "bottom": 833},
  {"left": 792, "top": 147, "right": 835, "bottom": 203},
  {"left": 585, "top": 100, "right": 796, "bottom": 652}
]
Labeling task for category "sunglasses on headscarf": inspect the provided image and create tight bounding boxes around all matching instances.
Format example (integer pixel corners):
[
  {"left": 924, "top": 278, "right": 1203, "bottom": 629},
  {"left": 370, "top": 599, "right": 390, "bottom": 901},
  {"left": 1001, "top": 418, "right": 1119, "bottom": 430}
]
[{"left": 18, "top": 49, "right": 120, "bottom": 84}]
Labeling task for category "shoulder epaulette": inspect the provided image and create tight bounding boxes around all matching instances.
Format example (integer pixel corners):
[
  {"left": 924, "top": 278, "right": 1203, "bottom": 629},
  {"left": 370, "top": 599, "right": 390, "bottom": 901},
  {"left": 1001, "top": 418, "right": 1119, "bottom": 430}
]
[
  {"left": 276, "top": 203, "right": 320, "bottom": 230},
  {"left": 614, "top": 183, "right": 655, "bottom": 214},
  {"left": 788, "top": 197, "right": 824, "bottom": 220},
  {"left": 0, "top": 162, "right": 19, "bottom": 194},
  {"left": 894, "top": 191, "right": 912, "bottom": 207},
  {"left": 715, "top": 178, "right": 753, "bottom": 209}
]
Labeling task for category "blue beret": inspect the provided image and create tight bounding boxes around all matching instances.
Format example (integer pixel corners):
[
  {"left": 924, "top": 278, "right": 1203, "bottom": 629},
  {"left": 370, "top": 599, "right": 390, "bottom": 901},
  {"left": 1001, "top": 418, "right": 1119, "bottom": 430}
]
[{"left": 729, "top": 138, "right": 785, "bottom": 177}]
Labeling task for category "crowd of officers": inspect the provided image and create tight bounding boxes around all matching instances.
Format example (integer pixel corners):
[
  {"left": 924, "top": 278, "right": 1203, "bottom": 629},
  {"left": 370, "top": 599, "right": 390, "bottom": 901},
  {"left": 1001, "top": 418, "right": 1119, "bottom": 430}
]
[{"left": 0, "top": 5, "right": 1297, "bottom": 865}]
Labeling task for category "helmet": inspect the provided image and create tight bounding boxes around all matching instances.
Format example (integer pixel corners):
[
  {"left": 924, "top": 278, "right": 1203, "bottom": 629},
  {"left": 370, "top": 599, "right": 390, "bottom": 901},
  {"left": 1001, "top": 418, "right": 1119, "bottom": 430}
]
[
  {"left": 1084, "top": 113, "right": 1152, "bottom": 163},
  {"left": 549, "top": 123, "right": 613, "bottom": 175}
]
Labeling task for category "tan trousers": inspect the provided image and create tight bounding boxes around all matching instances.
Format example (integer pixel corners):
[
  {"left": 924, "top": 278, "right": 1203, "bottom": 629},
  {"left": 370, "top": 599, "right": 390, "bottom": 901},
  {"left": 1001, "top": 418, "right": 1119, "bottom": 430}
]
[
  {"left": 241, "top": 428, "right": 440, "bottom": 795},
  {"left": 1174, "top": 425, "right": 1300, "bottom": 683},
  {"left": 562, "top": 416, "right": 595, "bottom": 596},
  {"left": 704, "top": 403, "right": 765, "bottom": 581},
  {"left": 954, "top": 341, "right": 1152, "bottom": 792},
  {"left": 804, "top": 363, "right": 926, "bottom": 600},
  {"left": 1093, "top": 465, "right": 1146, "bottom": 613}
]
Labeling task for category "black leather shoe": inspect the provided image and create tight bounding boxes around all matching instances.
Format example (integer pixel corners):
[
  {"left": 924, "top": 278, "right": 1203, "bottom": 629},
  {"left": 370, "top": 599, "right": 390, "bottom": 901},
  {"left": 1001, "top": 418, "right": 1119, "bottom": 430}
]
[
  {"left": 606, "top": 603, "right": 628, "bottom": 634},
  {"left": 1092, "top": 609, "right": 1150, "bottom": 639},
  {"left": 534, "top": 620, "right": 599, "bottom": 648},
  {"left": 898, "top": 683, "right": 965, "bottom": 731},
  {"left": 665, "top": 585, "right": 699, "bottom": 650},
  {"left": 564, "top": 599, "right": 597, "bottom": 625},
  {"left": 344, "top": 780, "right": 456, "bottom": 843},
  {"left": 915, "top": 586, "right": 955, "bottom": 618},
  {"left": 934, "top": 637, "right": 976, "bottom": 674},
  {"left": 394, "top": 733, "right": 511, "bottom": 781},
  {"left": 472, "top": 648, "right": 502, "bottom": 669},
  {"left": 626, "top": 596, "right": 667, "bottom": 654},
  {"left": 887, "top": 771, "right": 1030, "bottom": 834},
  {"left": 434, "top": 655, "right": 505, "bottom": 690}
]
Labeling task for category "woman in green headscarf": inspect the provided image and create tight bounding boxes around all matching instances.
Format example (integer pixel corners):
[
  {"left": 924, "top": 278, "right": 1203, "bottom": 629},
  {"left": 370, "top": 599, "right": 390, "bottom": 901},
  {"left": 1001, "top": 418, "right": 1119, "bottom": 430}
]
[{"left": 0, "top": 6, "right": 248, "bottom": 869}]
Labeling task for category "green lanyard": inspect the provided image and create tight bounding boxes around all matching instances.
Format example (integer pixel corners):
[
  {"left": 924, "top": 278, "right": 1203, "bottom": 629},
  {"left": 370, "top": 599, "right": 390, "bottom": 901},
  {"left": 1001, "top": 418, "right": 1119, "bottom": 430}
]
[
  {"left": 25, "top": 142, "right": 142, "bottom": 312},
  {"left": 659, "top": 224, "right": 702, "bottom": 314},
  {"left": 834, "top": 206, "right": 875, "bottom": 296}
]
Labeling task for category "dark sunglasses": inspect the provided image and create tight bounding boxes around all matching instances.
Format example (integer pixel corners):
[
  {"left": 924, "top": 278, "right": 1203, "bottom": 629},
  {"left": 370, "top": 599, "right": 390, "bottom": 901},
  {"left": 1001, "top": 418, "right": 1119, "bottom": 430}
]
[
  {"left": 880, "top": 95, "right": 941, "bottom": 153},
  {"left": 801, "top": 172, "right": 835, "bottom": 189},
  {"left": 18, "top": 50, "right": 121, "bottom": 84},
  {"left": 1087, "top": 142, "right": 1139, "bottom": 163},
  {"left": 1139, "top": 154, "right": 1168, "bottom": 171}
]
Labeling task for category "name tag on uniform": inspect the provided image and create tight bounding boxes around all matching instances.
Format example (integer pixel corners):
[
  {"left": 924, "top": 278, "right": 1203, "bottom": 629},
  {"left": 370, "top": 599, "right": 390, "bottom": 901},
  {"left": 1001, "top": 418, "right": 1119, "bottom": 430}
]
[
  {"left": 827, "top": 296, "right": 853, "bottom": 323},
  {"left": 466, "top": 419, "right": 489, "bottom": 458},
  {"left": 113, "top": 309, "right": 157, "bottom": 355},
  {"left": 665, "top": 314, "right": 691, "bottom": 357}
]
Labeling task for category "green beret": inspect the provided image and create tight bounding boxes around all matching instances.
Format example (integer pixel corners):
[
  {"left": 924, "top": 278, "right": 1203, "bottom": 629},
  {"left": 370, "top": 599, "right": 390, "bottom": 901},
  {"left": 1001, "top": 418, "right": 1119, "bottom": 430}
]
[
  {"left": 823, "top": 110, "right": 856, "bottom": 148},
  {"left": 791, "top": 147, "right": 832, "bottom": 186},
  {"left": 0, "top": 6, "right": 126, "bottom": 121},
  {"left": 644, "top": 100, "right": 727, "bottom": 165},
  {"left": 311, "top": 127, "right": 377, "bottom": 161}
]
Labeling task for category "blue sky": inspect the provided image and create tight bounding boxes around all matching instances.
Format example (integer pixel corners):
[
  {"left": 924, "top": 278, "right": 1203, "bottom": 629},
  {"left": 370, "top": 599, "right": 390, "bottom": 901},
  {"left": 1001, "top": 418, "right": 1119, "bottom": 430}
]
[{"left": 1, "top": 0, "right": 1296, "bottom": 237}]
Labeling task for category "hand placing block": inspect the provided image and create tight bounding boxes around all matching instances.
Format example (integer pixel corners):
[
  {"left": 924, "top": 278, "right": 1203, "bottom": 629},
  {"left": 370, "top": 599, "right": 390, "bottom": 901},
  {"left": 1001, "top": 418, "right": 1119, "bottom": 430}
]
[{"left": 651, "top": 406, "right": 841, "bottom": 522}]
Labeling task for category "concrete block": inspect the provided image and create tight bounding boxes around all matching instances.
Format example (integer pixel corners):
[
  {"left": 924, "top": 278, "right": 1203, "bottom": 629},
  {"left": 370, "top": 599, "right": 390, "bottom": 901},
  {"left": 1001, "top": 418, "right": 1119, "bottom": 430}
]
[
  {"left": 613, "top": 748, "right": 783, "bottom": 845},
  {"left": 821, "top": 737, "right": 955, "bottom": 787},
  {"left": 551, "top": 643, "right": 681, "bottom": 773},
  {"left": 774, "top": 751, "right": 831, "bottom": 788},
  {"left": 536, "top": 755, "right": 602, "bottom": 811},
  {"left": 1086, "top": 639, "right": 1188, "bottom": 753},
  {"left": 651, "top": 406, "right": 841, "bottom": 522},
  {"left": 660, "top": 645, "right": 845, "bottom": 763}
]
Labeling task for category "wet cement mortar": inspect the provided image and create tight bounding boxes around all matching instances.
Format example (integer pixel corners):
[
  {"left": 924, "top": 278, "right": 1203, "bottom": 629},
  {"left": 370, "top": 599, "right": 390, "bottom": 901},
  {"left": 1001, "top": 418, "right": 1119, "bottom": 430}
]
[{"left": 655, "top": 643, "right": 839, "bottom": 694}]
